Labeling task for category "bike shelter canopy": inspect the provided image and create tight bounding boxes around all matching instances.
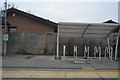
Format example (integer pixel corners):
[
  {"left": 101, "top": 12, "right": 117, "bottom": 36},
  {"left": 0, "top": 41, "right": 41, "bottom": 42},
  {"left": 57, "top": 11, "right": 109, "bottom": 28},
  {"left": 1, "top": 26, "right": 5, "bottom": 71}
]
[
  {"left": 56, "top": 22, "right": 119, "bottom": 59},
  {"left": 58, "top": 22, "right": 119, "bottom": 39}
]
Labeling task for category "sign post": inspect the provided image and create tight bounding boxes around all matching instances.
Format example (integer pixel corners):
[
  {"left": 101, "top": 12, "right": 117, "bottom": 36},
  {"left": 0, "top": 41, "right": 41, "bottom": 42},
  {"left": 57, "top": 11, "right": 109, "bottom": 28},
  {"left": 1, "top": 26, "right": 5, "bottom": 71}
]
[{"left": 3, "top": 0, "right": 8, "bottom": 56}]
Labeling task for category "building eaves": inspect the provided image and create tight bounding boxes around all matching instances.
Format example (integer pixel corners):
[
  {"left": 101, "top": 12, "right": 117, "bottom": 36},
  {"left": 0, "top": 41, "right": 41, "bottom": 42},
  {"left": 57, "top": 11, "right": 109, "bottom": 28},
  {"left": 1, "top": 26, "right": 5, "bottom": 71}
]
[{"left": 7, "top": 7, "right": 57, "bottom": 27}]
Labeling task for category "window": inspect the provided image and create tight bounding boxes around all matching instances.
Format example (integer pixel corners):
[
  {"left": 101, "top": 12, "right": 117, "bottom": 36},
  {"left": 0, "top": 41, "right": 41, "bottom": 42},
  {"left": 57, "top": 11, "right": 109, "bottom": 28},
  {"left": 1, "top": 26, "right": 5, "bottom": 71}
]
[
  {"left": 13, "top": 13, "right": 16, "bottom": 16},
  {"left": 9, "top": 28, "right": 16, "bottom": 32}
]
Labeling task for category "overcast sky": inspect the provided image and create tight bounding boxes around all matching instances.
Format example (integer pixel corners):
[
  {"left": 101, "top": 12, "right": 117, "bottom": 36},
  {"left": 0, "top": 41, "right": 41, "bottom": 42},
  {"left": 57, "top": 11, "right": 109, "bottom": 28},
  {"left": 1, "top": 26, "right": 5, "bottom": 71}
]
[{"left": 0, "top": 0, "right": 119, "bottom": 23}]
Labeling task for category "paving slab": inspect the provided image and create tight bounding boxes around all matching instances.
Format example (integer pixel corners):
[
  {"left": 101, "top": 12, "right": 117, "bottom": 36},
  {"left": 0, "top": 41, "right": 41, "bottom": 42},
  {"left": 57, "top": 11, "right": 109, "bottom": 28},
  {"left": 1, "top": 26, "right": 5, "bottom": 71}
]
[
  {"left": 30, "top": 73, "right": 66, "bottom": 78},
  {"left": 66, "top": 73, "right": 100, "bottom": 78},
  {"left": 81, "top": 67, "right": 95, "bottom": 70},
  {"left": 2, "top": 72, "right": 31, "bottom": 78},
  {"left": 3, "top": 55, "right": 118, "bottom": 70},
  {"left": 2, "top": 55, "right": 119, "bottom": 79},
  {"left": 98, "top": 73, "right": 119, "bottom": 78}
]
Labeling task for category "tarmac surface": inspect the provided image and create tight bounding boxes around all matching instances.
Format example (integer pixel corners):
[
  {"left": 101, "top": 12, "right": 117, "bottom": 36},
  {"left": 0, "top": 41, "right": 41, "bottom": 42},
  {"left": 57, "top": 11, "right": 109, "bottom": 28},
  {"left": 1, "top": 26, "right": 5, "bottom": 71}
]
[{"left": 1, "top": 54, "right": 120, "bottom": 79}]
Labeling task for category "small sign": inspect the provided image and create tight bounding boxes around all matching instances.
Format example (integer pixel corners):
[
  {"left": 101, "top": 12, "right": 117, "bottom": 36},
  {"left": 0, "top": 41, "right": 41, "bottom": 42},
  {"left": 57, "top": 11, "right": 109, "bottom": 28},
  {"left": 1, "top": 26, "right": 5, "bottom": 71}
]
[{"left": 3, "top": 33, "right": 8, "bottom": 41}]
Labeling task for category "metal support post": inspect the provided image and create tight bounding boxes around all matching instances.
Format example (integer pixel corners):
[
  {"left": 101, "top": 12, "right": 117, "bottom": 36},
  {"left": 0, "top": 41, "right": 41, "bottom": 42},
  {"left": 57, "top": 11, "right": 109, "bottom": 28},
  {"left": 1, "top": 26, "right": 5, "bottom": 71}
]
[
  {"left": 107, "top": 37, "right": 111, "bottom": 59},
  {"left": 56, "top": 24, "right": 59, "bottom": 59},
  {"left": 115, "top": 35, "right": 119, "bottom": 60}
]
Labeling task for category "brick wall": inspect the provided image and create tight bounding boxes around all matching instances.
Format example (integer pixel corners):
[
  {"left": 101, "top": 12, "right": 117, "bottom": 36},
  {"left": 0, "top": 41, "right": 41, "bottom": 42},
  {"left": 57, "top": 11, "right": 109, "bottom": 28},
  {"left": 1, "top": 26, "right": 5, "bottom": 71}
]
[{"left": 7, "top": 12, "right": 54, "bottom": 33}]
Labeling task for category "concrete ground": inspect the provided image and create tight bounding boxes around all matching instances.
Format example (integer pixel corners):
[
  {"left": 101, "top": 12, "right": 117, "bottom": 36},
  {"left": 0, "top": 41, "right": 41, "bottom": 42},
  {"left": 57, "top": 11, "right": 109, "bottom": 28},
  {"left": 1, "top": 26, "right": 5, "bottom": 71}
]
[
  {"left": 1, "top": 54, "right": 120, "bottom": 79},
  {"left": 1, "top": 78, "right": 119, "bottom": 80}
]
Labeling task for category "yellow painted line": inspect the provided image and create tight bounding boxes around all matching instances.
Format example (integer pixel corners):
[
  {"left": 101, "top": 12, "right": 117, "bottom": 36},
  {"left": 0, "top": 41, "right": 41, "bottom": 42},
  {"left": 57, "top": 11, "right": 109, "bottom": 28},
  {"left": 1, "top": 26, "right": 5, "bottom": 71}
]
[
  {"left": 2, "top": 68, "right": 120, "bottom": 74},
  {"left": 2, "top": 70, "right": 119, "bottom": 74},
  {"left": 3, "top": 68, "right": 81, "bottom": 71}
]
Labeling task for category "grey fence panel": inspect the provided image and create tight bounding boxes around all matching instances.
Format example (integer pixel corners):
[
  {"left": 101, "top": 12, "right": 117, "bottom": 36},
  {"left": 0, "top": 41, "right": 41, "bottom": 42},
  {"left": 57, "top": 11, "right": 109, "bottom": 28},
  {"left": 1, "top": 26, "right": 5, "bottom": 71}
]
[{"left": 7, "top": 32, "right": 56, "bottom": 55}]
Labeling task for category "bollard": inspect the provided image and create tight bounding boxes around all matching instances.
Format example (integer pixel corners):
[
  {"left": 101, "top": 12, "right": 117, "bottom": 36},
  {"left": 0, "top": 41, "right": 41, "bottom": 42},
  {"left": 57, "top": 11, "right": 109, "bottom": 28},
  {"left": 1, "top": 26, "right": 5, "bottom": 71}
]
[{"left": 63, "top": 45, "right": 66, "bottom": 58}]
